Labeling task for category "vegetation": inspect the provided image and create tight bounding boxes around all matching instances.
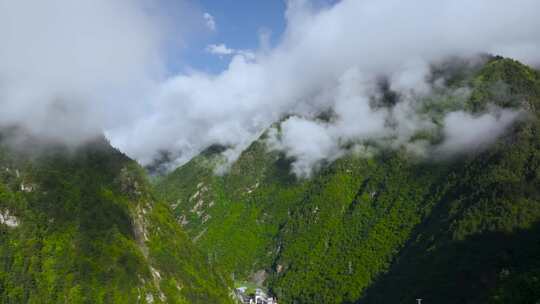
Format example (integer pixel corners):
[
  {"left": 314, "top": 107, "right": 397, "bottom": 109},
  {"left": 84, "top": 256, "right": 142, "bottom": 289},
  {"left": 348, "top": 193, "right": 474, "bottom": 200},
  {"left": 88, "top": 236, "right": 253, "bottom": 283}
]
[
  {"left": 158, "top": 56, "right": 540, "bottom": 303},
  {"left": 2, "top": 56, "right": 538, "bottom": 304},
  {"left": 0, "top": 135, "right": 232, "bottom": 303}
]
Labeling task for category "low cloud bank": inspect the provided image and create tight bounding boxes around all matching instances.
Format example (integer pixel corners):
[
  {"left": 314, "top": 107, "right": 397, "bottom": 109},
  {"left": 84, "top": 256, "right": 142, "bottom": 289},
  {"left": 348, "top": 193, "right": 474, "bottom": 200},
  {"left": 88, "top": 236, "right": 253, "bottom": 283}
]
[
  {"left": 112, "top": 0, "right": 540, "bottom": 174},
  {"left": 1, "top": 0, "right": 539, "bottom": 175}
]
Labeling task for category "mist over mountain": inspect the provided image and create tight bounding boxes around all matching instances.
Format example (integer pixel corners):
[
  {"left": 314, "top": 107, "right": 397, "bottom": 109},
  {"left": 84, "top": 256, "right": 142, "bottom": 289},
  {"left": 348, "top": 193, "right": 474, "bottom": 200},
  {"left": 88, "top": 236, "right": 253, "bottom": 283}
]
[
  {"left": 2, "top": 2, "right": 540, "bottom": 303},
  {"left": 156, "top": 57, "right": 540, "bottom": 303},
  {"left": 1, "top": 0, "right": 540, "bottom": 173},
  {"left": 114, "top": 0, "right": 540, "bottom": 173}
]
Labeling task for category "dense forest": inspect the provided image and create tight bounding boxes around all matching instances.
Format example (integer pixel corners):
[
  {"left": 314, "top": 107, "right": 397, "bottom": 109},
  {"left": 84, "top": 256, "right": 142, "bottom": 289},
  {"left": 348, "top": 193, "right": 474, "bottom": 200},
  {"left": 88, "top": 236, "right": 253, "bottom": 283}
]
[
  {"left": 157, "top": 57, "right": 540, "bottom": 303},
  {"left": 1, "top": 56, "right": 539, "bottom": 304},
  {"left": 0, "top": 133, "right": 233, "bottom": 303}
]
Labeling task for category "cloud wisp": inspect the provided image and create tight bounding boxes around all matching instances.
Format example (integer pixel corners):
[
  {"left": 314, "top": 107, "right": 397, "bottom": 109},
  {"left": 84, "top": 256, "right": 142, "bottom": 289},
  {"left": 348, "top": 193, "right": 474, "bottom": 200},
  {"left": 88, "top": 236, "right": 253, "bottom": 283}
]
[{"left": 203, "top": 12, "right": 216, "bottom": 31}]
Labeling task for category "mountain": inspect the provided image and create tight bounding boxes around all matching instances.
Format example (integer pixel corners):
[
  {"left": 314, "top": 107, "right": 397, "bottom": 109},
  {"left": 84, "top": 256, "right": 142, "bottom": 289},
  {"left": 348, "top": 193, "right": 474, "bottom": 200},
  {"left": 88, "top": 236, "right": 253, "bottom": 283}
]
[
  {"left": 0, "top": 132, "right": 233, "bottom": 303},
  {"left": 2, "top": 56, "right": 537, "bottom": 304},
  {"left": 156, "top": 57, "right": 540, "bottom": 303}
]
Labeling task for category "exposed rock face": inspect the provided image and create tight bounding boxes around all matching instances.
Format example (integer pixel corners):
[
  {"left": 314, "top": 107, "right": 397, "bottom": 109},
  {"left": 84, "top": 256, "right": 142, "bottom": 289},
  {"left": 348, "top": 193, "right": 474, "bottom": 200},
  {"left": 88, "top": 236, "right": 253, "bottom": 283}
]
[
  {"left": 0, "top": 209, "right": 19, "bottom": 227},
  {"left": 250, "top": 269, "right": 268, "bottom": 286}
]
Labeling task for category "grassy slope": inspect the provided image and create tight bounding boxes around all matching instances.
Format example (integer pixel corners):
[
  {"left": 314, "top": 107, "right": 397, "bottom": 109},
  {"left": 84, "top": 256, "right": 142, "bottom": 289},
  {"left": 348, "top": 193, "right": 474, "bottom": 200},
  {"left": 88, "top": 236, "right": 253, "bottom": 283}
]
[
  {"left": 0, "top": 136, "right": 233, "bottom": 304},
  {"left": 157, "top": 57, "right": 540, "bottom": 303}
]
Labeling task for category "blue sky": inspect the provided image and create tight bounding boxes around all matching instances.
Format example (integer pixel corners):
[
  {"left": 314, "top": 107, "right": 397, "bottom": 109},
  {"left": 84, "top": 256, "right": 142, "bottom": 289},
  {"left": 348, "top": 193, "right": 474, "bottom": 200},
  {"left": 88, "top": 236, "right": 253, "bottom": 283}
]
[{"left": 179, "top": 0, "right": 287, "bottom": 74}]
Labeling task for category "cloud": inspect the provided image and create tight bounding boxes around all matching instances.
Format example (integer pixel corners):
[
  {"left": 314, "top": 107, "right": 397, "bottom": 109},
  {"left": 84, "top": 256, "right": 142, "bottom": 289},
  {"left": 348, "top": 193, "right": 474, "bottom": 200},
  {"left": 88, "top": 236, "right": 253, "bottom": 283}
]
[
  {"left": 436, "top": 108, "right": 522, "bottom": 155},
  {"left": 206, "top": 43, "right": 234, "bottom": 55},
  {"left": 267, "top": 117, "right": 342, "bottom": 178},
  {"left": 0, "top": 0, "right": 171, "bottom": 145},
  {"left": 203, "top": 12, "right": 216, "bottom": 31},
  {"left": 112, "top": 0, "right": 540, "bottom": 174},
  {"left": 206, "top": 43, "right": 255, "bottom": 61},
  {"left": 1, "top": 0, "right": 539, "bottom": 175}
]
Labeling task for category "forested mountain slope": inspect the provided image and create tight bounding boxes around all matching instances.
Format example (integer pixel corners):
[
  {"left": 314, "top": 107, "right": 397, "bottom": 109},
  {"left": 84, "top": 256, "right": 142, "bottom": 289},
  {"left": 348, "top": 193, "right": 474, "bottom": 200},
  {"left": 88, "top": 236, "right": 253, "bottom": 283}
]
[
  {"left": 0, "top": 133, "right": 233, "bottom": 304},
  {"left": 157, "top": 57, "right": 540, "bottom": 303}
]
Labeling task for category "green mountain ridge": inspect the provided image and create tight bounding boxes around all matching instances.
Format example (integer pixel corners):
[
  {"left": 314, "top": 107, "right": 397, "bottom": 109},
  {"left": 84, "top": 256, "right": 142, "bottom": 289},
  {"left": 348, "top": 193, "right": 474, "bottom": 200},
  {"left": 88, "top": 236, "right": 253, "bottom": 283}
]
[
  {"left": 156, "top": 57, "right": 540, "bottom": 303},
  {"left": 0, "top": 133, "right": 233, "bottom": 303},
  {"left": 1, "top": 56, "right": 539, "bottom": 304}
]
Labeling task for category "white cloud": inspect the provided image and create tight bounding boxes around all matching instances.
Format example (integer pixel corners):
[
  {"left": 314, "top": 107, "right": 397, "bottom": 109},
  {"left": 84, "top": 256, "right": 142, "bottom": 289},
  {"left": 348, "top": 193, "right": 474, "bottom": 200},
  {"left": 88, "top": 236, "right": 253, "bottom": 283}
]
[
  {"left": 436, "top": 109, "right": 522, "bottom": 155},
  {"left": 268, "top": 117, "right": 342, "bottom": 178},
  {"left": 1, "top": 0, "right": 539, "bottom": 175},
  {"left": 203, "top": 12, "right": 216, "bottom": 31},
  {"left": 112, "top": 0, "right": 540, "bottom": 174},
  {"left": 0, "top": 0, "right": 168, "bottom": 144},
  {"left": 206, "top": 43, "right": 234, "bottom": 55},
  {"left": 205, "top": 43, "right": 255, "bottom": 61}
]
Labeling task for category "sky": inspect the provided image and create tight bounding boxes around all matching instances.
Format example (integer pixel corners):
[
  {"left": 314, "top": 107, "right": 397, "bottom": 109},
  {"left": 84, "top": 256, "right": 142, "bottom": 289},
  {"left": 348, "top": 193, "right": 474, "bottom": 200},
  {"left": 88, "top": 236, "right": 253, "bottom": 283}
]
[
  {"left": 180, "top": 0, "right": 287, "bottom": 73},
  {"left": 175, "top": 0, "right": 339, "bottom": 73},
  {"left": 1, "top": 0, "right": 540, "bottom": 176}
]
